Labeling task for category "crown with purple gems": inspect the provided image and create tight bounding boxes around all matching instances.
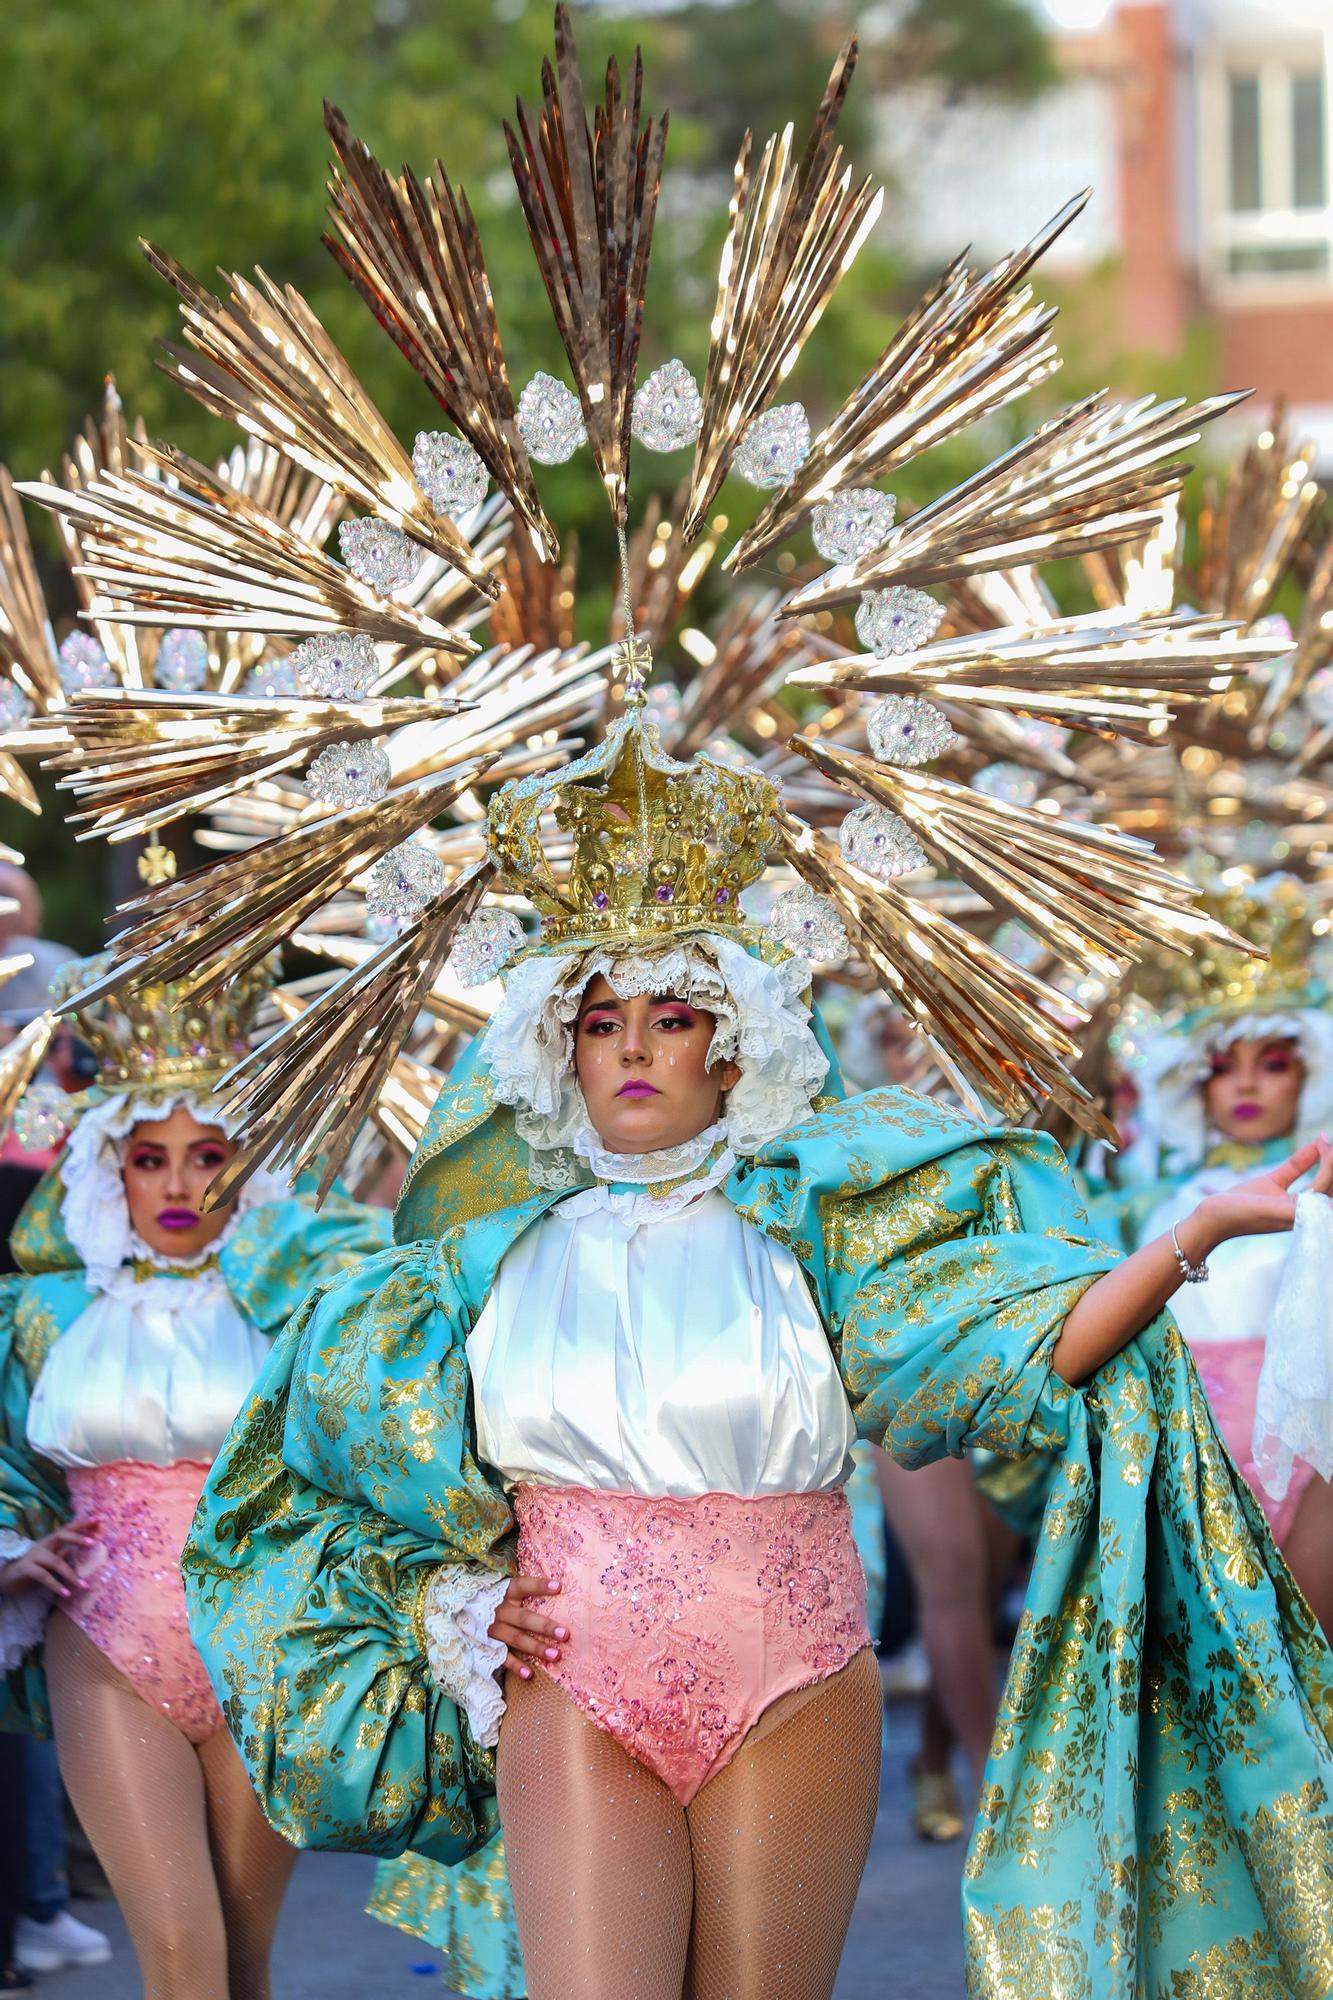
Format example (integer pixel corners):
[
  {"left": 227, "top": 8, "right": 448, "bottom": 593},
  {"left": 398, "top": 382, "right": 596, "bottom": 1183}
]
[
  {"left": 47, "top": 950, "right": 275, "bottom": 1096},
  {"left": 485, "top": 712, "right": 778, "bottom": 946}
]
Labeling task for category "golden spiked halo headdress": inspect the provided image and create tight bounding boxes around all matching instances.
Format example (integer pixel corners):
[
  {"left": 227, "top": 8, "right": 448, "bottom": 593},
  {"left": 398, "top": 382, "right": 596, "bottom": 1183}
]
[{"left": 15, "top": 5, "right": 1290, "bottom": 1201}]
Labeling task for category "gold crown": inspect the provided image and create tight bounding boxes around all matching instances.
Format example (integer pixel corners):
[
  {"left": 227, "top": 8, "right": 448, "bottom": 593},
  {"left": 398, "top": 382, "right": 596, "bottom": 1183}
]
[
  {"left": 486, "top": 713, "right": 779, "bottom": 944},
  {"left": 49, "top": 951, "right": 276, "bottom": 1095},
  {"left": 1136, "top": 874, "right": 1327, "bottom": 1024}
]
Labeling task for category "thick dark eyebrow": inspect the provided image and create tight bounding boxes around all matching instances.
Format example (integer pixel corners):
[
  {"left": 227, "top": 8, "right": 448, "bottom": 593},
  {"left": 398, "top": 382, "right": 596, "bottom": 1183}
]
[{"left": 577, "top": 997, "right": 624, "bottom": 1023}]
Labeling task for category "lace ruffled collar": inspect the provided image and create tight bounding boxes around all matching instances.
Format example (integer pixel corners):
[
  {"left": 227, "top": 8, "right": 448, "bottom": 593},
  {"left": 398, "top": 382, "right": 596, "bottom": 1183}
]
[{"left": 572, "top": 1120, "right": 728, "bottom": 1187}]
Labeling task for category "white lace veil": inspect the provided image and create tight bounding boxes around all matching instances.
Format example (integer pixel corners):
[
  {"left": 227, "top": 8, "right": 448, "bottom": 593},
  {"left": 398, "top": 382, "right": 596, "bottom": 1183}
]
[
  {"left": 478, "top": 932, "right": 828, "bottom": 1187},
  {"left": 60, "top": 1091, "right": 291, "bottom": 1290}
]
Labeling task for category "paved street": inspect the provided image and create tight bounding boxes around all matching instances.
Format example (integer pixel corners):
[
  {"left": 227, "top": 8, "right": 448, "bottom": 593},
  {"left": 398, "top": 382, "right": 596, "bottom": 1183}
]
[{"left": 37, "top": 1696, "right": 967, "bottom": 1999}]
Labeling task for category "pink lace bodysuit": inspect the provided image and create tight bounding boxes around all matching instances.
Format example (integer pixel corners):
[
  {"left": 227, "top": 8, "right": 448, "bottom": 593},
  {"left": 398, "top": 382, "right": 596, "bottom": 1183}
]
[
  {"left": 21, "top": 1260, "right": 271, "bottom": 1741},
  {"left": 461, "top": 1168, "right": 872, "bottom": 1804}
]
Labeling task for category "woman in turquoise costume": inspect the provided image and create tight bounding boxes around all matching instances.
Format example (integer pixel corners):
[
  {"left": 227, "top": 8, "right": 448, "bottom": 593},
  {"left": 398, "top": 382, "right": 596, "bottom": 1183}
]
[
  {"left": 0, "top": 956, "right": 391, "bottom": 2000},
  {"left": 181, "top": 719, "right": 1333, "bottom": 2000},
  {"left": 1091, "top": 873, "right": 1333, "bottom": 1635}
]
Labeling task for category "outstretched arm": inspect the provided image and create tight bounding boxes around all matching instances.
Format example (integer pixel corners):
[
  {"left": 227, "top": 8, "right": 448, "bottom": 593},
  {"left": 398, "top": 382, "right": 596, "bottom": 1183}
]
[{"left": 1051, "top": 1138, "right": 1333, "bottom": 1384}]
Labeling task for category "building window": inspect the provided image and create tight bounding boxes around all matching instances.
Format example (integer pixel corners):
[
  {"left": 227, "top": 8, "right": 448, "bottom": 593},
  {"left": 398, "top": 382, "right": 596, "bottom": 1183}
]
[{"left": 1216, "top": 59, "right": 1331, "bottom": 281}]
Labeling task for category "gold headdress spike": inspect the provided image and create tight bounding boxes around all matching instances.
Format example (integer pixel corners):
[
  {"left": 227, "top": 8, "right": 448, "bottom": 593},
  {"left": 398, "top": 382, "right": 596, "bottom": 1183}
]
[
  {"left": 19, "top": 443, "right": 480, "bottom": 661},
  {"left": 506, "top": 4, "right": 667, "bottom": 530},
  {"left": 40, "top": 689, "right": 456, "bottom": 845},
  {"left": 727, "top": 193, "right": 1079, "bottom": 576},
  {"left": 683, "top": 40, "right": 882, "bottom": 541},
  {"left": 782, "top": 390, "right": 1248, "bottom": 616},
  {"left": 323, "top": 102, "right": 559, "bottom": 566},
  {"left": 786, "top": 614, "right": 1284, "bottom": 743},
  {"left": 31, "top": 5, "right": 1292, "bottom": 1185},
  {"left": 142, "top": 244, "right": 501, "bottom": 599}
]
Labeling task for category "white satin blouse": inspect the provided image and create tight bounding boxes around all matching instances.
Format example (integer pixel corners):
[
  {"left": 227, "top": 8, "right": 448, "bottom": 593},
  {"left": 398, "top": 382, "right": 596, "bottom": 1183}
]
[
  {"left": 27, "top": 1269, "right": 271, "bottom": 1472},
  {"left": 466, "top": 1184, "right": 857, "bottom": 1499}
]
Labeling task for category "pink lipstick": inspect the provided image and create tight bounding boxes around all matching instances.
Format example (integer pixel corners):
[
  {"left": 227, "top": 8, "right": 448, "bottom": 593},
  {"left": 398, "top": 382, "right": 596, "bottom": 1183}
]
[
  {"left": 1230, "top": 1104, "right": 1261, "bottom": 1120},
  {"left": 156, "top": 1207, "right": 200, "bottom": 1231},
  {"left": 616, "top": 1081, "right": 659, "bottom": 1098}
]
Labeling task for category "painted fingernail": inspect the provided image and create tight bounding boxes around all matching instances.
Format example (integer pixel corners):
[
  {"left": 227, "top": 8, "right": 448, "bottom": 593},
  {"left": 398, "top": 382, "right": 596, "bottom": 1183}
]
[
  {"left": 544, "top": 1647, "right": 559, "bottom": 1660},
  {"left": 519, "top": 1666, "right": 532, "bottom": 1679},
  {"left": 546, "top": 1580, "right": 561, "bottom": 1593},
  {"left": 554, "top": 1627, "right": 569, "bottom": 1641}
]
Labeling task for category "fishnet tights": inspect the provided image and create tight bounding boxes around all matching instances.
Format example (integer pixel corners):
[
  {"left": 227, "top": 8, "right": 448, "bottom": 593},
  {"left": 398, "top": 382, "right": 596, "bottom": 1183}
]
[
  {"left": 44, "top": 1612, "right": 296, "bottom": 2000},
  {"left": 497, "top": 1645, "right": 882, "bottom": 2000}
]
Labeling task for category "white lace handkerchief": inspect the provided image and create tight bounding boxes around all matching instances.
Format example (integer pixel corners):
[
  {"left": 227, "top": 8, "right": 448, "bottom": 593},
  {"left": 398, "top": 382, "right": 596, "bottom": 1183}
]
[{"left": 1253, "top": 1190, "right": 1333, "bottom": 1501}]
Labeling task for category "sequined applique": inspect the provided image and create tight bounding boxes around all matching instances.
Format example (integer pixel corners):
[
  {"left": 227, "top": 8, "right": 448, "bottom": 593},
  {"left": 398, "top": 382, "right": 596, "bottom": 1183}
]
[
  {"left": 515, "top": 1483, "right": 870, "bottom": 1804},
  {"left": 64, "top": 1460, "right": 224, "bottom": 1744}
]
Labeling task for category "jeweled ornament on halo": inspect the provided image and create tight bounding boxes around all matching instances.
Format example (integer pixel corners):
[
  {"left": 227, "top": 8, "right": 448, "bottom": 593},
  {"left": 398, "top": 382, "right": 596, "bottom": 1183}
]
[
  {"left": 248, "top": 657, "right": 301, "bottom": 699},
  {"left": 338, "top": 518, "right": 423, "bottom": 595},
  {"left": 154, "top": 628, "right": 211, "bottom": 692},
  {"left": 866, "top": 694, "right": 954, "bottom": 767},
  {"left": 451, "top": 908, "right": 527, "bottom": 987},
  {"left": 412, "top": 432, "right": 490, "bottom": 517},
  {"left": 365, "top": 842, "right": 444, "bottom": 926},
  {"left": 517, "top": 373, "right": 586, "bottom": 465},
  {"left": 812, "top": 488, "right": 895, "bottom": 564},
  {"left": 292, "top": 632, "right": 378, "bottom": 700},
  {"left": 972, "top": 762, "right": 1041, "bottom": 807},
  {"left": 766, "top": 885, "right": 849, "bottom": 964},
  {"left": 307, "top": 740, "right": 392, "bottom": 809},
  {"left": 734, "top": 404, "right": 811, "bottom": 488},
  {"left": 838, "top": 803, "right": 926, "bottom": 879},
  {"left": 632, "top": 360, "right": 704, "bottom": 453},
  {"left": 10, "top": 1081, "right": 73, "bottom": 1154},
  {"left": 57, "top": 632, "right": 116, "bottom": 696},
  {"left": 854, "top": 587, "right": 945, "bottom": 659},
  {"left": 0, "top": 682, "right": 33, "bottom": 729}
]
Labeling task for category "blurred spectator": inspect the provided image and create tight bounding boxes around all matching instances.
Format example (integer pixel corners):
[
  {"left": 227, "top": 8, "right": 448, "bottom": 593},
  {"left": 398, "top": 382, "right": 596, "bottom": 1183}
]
[{"left": 0, "top": 865, "right": 75, "bottom": 1020}]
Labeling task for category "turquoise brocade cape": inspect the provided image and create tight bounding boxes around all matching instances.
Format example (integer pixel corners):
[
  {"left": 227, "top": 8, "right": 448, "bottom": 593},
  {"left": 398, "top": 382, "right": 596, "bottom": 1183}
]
[
  {"left": 182, "top": 1049, "right": 1333, "bottom": 2000},
  {"left": 0, "top": 1167, "right": 392, "bottom": 1735}
]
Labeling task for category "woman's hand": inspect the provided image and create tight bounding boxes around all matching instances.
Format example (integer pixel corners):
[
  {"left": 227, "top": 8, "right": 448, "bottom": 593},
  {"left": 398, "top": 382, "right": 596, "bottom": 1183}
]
[
  {"left": 0, "top": 1520, "right": 99, "bottom": 1601},
  {"left": 1191, "top": 1138, "right": 1333, "bottom": 1253},
  {"left": 487, "top": 1574, "right": 569, "bottom": 1679}
]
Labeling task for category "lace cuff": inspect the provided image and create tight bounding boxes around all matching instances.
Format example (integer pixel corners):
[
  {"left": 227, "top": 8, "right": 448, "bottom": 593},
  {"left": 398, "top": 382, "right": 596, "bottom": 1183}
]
[
  {"left": 0, "top": 1530, "right": 50, "bottom": 1674},
  {"left": 415, "top": 1565, "right": 511, "bottom": 1749},
  {"left": 1254, "top": 1190, "right": 1333, "bottom": 1501}
]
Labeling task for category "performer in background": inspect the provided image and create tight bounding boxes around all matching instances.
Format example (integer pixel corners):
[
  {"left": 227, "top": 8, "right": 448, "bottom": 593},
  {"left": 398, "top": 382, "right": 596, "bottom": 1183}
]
[
  {"left": 1094, "top": 873, "right": 1333, "bottom": 1632},
  {"left": 0, "top": 957, "right": 390, "bottom": 2000}
]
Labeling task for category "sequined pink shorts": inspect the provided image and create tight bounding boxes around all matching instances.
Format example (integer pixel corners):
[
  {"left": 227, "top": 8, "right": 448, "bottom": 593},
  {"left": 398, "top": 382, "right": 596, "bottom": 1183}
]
[
  {"left": 515, "top": 1483, "right": 871, "bottom": 1805},
  {"left": 64, "top": 1460, "right": 224, "bottom": 1744},
  {"left": 1189, "top": 1336, "right": 1317, "bottom": 1546}
]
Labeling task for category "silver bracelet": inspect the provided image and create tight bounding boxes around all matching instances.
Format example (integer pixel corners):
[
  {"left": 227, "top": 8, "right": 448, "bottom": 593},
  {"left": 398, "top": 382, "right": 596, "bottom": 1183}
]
[{"left": 1170, "top": 1223, "right": 1209, "bottom": 1284}]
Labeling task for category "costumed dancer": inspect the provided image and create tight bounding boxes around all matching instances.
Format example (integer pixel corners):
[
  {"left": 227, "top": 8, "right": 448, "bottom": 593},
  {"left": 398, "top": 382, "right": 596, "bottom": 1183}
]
[
  {"left": 169, "top": 714, "right": 1333, "bottom": 1999},
  {"left": 1094, "top": 873, "right": 1333, "bottom": 1632},
  {"left": 0, "top": 957, "right": 391, "bottom": 2000},
  {"left": 17, "top": 15, "right": 1330, "bottom": 1990}
]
